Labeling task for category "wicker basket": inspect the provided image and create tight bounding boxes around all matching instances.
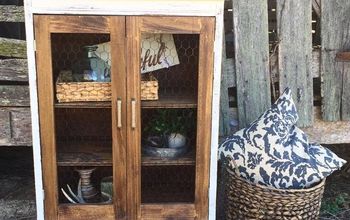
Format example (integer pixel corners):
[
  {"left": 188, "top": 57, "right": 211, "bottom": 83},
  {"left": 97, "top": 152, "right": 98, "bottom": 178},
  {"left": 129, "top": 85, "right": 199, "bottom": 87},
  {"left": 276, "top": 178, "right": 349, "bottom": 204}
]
[
  {"left": 223, "top": 167, "right": 325, "bottom": 220},
  {"left": 56, "top": 78, "right": 158, "bottom": 103},
  {"left": 140, "top": 80, "right": 159, "bottom": 101},
  {"left": 56, "top": 82, "right": 111, "bottom": 102}
]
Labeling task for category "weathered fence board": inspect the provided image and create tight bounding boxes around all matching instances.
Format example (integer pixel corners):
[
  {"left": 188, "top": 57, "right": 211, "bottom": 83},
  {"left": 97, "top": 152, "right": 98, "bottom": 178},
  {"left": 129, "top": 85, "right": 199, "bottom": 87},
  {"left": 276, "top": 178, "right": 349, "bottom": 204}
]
[
  {"left": 219, "top": 38, "right": 231, "bottom": 136},
  {"left": 341, "top": 63, "right": 350, "bottom": 120},
  {"left": 321, "top": 0, "right": 350, "bottom": 121},
  {"left": 232, "top": 0, "right": 271, "bottom": 128},
  {"left": 0, "top": 37, "right": 27, "bottom": 58},
  {"left": 277, "top": 0, "right": 313, "bottom": 127},
  {"left": 0, "top": 59, "right": 28, "bottom": 81},
  {"left": 223, "top": 50, "right": 320, "bottom": 89},
  {"left": 0, "top": 85, "right": 30, "bottom": 106},
  {"left": 0, "top": 5, "right": 24, "bottom": 22},
  {"left": 0, "top": 107, "right": 31, "bottom": 146}
]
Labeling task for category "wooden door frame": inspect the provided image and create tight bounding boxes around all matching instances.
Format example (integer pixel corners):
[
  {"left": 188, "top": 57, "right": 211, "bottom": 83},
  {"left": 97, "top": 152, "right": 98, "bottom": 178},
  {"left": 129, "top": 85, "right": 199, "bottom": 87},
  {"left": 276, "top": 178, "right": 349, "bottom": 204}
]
[
  {"left": 126, "top": 16, "right": 215, "bottom": 220},
  {"left": 34, "top": 15, "right": 127, "bottom": 220}
]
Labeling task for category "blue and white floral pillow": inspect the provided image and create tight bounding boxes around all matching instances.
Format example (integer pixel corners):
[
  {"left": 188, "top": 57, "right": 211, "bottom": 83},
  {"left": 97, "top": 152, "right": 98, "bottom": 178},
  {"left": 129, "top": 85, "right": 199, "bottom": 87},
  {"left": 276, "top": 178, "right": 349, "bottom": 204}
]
[{"left": 219, "top": 88, "right": 347, "bottom": 189}]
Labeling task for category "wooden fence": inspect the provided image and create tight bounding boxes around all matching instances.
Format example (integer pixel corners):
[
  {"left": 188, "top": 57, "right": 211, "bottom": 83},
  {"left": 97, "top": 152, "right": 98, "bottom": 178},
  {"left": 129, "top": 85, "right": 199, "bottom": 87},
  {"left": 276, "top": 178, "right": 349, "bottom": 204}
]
[
  {"left": 0, "top": 1, "right": 31, "bottom": 146},
  {"left": 0, "top": 0, "right": 350, "bottom": 146},
  {"left": 220, "top": 0, "right": 350, "bottom": 144}
]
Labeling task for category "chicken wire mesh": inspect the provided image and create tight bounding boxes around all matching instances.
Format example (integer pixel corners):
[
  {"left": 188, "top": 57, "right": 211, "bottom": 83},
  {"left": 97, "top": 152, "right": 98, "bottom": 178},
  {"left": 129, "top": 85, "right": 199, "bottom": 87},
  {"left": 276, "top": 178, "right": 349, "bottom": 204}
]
[
  {"left": 141, "top": 108, "right": 197, "bottom": 203},
  {"left": 51, "top": 33, "right": 111, "bottom": 84},
  {"left": 55, "top": 108, "right": 112, "bottom": 143},
  {"left": 55, "top": 108, "right": 113, "bottom": 204},
  {"left": 140, "top": 34, "right": 199, "bottom": 99},
  {"left": 141, "top": 165, "right": 195, "bottom": 203},
  {"left": 58, "top": 166, "right": 113, "bottom": 204},
  {"left": 51, "top": 33, "right": 199, "bottom": 100},
  {"left": 51, "top": 32, "right": 200, "bottom": 204}
]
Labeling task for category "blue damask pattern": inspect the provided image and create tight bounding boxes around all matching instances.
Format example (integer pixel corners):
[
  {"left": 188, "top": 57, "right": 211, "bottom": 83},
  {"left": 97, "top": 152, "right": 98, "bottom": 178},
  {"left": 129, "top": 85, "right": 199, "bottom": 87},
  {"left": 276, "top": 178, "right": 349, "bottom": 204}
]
[{"left": 219, "top": 88, "right": 347, "bottom": 189}]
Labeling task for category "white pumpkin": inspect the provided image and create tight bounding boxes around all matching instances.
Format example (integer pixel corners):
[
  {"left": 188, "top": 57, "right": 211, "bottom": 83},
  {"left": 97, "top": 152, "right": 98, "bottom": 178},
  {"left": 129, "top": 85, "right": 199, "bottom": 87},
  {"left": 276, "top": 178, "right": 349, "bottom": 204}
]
[{"left": 167, "top": 133, "right": 186, "bottom": 148}]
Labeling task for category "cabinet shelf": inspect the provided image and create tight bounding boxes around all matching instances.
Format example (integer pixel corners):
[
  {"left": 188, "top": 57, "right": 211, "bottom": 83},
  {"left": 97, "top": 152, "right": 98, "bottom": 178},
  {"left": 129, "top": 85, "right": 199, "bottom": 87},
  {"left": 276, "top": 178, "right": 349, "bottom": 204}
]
[
  {"left": 141, "top": 96, "right": 197, "bottom": 109},
  {"left": 54, "top": 96, "right": 197, "bottom": 109},
  {"left": 57, "top": 142, "right": 112, "bottom": 167},
  {"left": 57, "top": 142, "right": 195, "bottom": 166},
  {"left": 142, "top": 150, "right": 195, "bottom": 166},
  {"left": 55, "top": 101, "right": 111, "bottom": 108}
]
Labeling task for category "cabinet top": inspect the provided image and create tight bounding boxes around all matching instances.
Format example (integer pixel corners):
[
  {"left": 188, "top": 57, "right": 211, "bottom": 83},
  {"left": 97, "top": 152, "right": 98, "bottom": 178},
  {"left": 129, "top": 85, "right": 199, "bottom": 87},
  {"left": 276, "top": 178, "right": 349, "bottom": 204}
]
[{"left": 26, "top": 0, "right": 224, "bottom": 16}]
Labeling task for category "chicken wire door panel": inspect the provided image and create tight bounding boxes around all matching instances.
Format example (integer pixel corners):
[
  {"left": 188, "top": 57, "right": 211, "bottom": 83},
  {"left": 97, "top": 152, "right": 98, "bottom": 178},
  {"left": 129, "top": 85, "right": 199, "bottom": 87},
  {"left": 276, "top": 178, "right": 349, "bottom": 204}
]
[
  {"left": 33, "top": 14, "right": 216, "bottom": 220},
  {"left": 126, "top": 16, "right": 215, "bottom": 220},
  {"left": 34, "top": 15, "right": 127, "bottom": 219}
]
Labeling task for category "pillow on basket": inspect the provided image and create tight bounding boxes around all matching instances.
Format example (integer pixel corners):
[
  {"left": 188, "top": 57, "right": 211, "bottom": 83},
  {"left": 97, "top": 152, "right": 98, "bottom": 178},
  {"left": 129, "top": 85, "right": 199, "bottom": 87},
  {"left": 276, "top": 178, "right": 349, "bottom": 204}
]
[{"left": 218, "top": 88, "right": 347, "bottom": 189}]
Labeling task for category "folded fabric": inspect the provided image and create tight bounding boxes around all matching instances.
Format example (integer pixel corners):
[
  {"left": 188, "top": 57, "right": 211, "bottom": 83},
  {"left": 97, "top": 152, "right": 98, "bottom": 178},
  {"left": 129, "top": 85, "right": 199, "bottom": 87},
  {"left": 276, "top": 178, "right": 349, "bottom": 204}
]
[{"left": 218, "top": 88, "right": 347, "bottom": 189}]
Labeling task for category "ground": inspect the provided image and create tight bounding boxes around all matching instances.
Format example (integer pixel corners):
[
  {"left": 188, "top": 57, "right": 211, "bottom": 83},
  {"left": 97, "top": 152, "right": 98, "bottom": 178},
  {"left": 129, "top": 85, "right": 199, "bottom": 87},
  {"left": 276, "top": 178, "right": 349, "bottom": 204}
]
[
  {"left": 0, "top": 145, "right": 348, "bottom": 220},
  {"left": 319, "top": 145, "right": 350, "bottom": 220},
  {"left": 0, "top": 147, "right": 36, "bottom": 220}
]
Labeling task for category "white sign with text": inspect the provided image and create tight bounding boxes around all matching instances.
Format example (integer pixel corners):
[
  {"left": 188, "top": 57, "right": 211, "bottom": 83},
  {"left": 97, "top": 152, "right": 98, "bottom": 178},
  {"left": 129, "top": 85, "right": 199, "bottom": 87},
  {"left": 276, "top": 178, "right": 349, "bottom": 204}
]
[{"left": 94, "top": 34, "right": 180, "bottom": 74}]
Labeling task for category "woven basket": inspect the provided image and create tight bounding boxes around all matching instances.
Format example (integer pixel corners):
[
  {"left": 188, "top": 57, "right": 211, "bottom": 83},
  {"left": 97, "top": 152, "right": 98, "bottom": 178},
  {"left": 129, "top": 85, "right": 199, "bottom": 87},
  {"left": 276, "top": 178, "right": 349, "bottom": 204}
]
[
  {"left": 56, "top": 82, "right": 111, "bottom": 102},
  {"left": 223, "top": 167, "right": 325, "bottom": 220},
  {"left": 140, "top": 80, "right": 158, "bottom": 101},
  {"left": 56, "top": 78, "right": 158, "bottom": 103}
]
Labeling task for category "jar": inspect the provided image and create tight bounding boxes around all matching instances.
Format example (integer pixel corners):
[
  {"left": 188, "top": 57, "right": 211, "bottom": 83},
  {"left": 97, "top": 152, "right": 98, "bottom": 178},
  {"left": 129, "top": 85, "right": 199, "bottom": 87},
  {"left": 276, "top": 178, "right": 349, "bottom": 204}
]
[{"left": 73, "top": 45, "right": 111, "bottom": 82}]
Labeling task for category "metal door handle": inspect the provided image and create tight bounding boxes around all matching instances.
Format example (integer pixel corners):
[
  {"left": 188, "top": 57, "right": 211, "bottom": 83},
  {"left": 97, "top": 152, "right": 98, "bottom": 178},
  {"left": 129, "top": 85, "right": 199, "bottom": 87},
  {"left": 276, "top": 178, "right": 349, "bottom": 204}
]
[
  {"left": 131, "top": 98, "right": 136, "bottom": 129},
  {"left": 117, "top": 99, "right": 122, "bottom": 128}
]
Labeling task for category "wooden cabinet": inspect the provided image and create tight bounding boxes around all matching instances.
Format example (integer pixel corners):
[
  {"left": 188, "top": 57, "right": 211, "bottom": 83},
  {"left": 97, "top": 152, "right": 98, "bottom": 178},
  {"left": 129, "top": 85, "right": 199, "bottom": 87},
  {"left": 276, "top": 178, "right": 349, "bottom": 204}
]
[{"left": 27, "top": 1, "right": 223, "bottom": 219}]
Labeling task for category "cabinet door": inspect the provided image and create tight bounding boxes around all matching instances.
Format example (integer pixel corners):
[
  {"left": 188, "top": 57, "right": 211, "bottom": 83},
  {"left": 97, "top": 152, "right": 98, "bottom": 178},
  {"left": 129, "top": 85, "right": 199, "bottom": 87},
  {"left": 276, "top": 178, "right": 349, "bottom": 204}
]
[
  {"left": 126, "top": 16, "right": 215, "bottom": 219},
  {"left": 34, "top": 15, "right": 127, "bottom": 220}
]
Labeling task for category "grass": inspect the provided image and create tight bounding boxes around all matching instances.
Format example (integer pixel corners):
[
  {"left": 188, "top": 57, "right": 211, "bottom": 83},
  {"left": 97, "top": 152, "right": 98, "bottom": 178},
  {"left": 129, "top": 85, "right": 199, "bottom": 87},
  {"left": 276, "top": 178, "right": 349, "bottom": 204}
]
[{"left": 319, "top": 144, "right": 350, "bottom": 220}]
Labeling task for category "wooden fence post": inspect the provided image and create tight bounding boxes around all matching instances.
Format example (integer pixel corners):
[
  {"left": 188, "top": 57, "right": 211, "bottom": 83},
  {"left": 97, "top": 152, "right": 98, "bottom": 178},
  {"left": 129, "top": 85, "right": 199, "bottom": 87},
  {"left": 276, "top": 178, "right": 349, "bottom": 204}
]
[
  {"left": 277, "top": 0, "right": 314, "bottom": 127},
  {"left": 321, "top": 0, "right": 350, "bottom": 121},
  {"left": 232, "top": 0, "right": 271, "bottom": 128}
]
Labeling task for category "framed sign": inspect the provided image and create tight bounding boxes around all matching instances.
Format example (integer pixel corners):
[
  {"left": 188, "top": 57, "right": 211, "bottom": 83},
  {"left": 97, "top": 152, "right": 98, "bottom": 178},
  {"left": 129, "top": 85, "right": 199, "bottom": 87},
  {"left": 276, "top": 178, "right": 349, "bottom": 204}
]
[{"left": 95, "top": 34, "right": 180, "bottom": 74}]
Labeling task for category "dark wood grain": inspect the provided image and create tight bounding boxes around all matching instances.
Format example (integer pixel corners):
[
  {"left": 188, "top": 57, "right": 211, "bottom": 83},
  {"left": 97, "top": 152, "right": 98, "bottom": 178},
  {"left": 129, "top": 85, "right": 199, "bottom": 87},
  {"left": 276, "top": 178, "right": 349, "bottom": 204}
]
[
  {"left": 55, "top": 101, "right": 111, "bottom": 108},
  {"left": 141, "top": 96, "right": 197, "bottom": 108},
  {"left": 34, "top": 15, "right": 58, "bottom": 220},
  {"left": 49, "top": 15, "right": 110, "bottom": 33},
  {"left": 54, "top": 96, "right": 197, "bottom": 109},
  {"left": 195, "top": 17, "right": 215, "bottom": 220},
  {"left": 126, "top": 16, "right": 142, "bottom": 220},
  {"left": 0, "top": 59, "right": 28, "bottom": 82},
  {"left": 110, "top": 16, "right": 128, "bottom": 219},
  {"left": 142, "top": 150, "right": 195, "bottom": 166},
  {"left": 141, "top": 204, "right": 196, "bottom": 219},
  {"left": 56, "top": 142, "right": 195, "bottom": 167},
  {"left": 57, "top": 142, "right": 112, "bottom": 166},
  {"left": 140, "top": 17, "right": 202, "bottom": 34},
  {"left": 0, "top": 85, "right": 29, "bottom": 106},
  {"left": 128, "top": 16, "right": 215, "bottom": 219},
  {"left": 58, "top": 204, "right": 114, "bottom": 220}
]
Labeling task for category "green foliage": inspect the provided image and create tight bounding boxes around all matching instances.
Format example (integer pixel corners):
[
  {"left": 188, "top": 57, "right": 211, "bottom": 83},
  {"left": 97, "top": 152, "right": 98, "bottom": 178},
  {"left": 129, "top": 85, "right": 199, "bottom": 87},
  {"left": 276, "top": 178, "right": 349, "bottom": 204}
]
[
  {"left": 143, "top": 109, "right": 195, "bottom": 136},
  {"left": 321, "top": 193, "right": 350, "bottom": 215}
]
